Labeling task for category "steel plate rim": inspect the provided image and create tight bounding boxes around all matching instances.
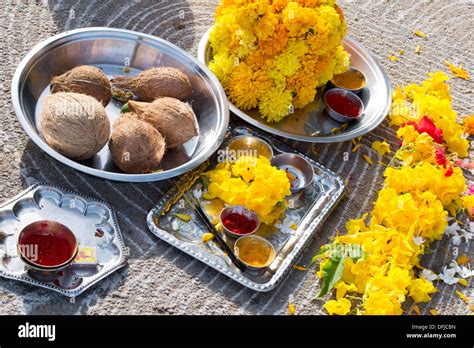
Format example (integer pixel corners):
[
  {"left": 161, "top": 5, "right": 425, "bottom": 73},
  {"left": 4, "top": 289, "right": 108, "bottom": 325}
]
[
  {"left": 0, "top": 182, "right": 128, "bottom": 297},
  {"left": 12, "top": 27, "right": 230, "bottom": 182},
  {"left": 197, "top": 27, "right": 391, "bottom": 143}
]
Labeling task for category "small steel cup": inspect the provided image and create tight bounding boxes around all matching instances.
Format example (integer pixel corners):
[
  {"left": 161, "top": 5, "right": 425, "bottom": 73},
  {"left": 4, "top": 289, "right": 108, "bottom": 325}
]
[
  {"left": 271, "top": 153, "right": 314, "bottom": 193},
  {"left": 17, "top": 220, "right": 78, "bottom": 272},
  {"left": 324, "top": 88, "right": 365, "bottom": 123},
  {"left": 329, "top": 66, "right": 367, "bottom": 94},
  {"left": 226, "top": 135, "right": 273, "bottom": 161},
  {"left": 234, "top": 235, "right": 276, "bottom": 276},
  {"left": 219, "top": 205, "right": 260, "bottom": 239}
]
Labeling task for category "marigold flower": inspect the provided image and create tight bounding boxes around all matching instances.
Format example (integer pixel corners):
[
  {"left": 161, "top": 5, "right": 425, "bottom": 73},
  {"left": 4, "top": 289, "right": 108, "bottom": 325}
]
[{"left": 208, "top": 0, "right": 348, "bottom": 122}]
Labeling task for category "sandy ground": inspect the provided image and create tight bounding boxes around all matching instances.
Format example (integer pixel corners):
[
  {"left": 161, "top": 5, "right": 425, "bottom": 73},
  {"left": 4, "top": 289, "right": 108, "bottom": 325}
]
[{"left": 0, "top": 0, "right": 472, "bottom": 314}]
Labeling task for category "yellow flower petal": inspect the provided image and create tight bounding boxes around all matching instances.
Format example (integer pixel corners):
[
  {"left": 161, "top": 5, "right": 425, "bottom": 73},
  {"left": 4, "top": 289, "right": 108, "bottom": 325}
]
[
  {"left": 173, "top": 213, "right": 192, "bottom": 222},
  {"left": 399, "top": 49, "right": 405, "bottom": 55},
  {"left": 444, "top": 60, "right": 470, "bottom": 80},
  {"left": 457, "top": 255, "right": 470, "bottom": 265},
  {"left": 388, "top": 55, "right": 399, "bottom": 62},
  {"left": 371, "top": 140, "right": 391, "bottom": 156},
  {"left": 352, "top": 144, "right": 361, "bottom": 153},
  {"left": 415, "top": 45, "right": 421, "bottom": 54},
  {"left": 324, "top": 298, "right": 351, "bottom": 315},
  {"left": 201, "top": 232, "right": 214, "bottom": 243},
  {"left": 456, "top": 290, "right": 471, "bottom": 303},
  {"left": 414, "top": 30, "right": 426, "bottom": 37},
  {"left": 413, "top": 305, "right": 421, "bottom": 315},
  {"left": 363, "top": 154, "right": 373, "bottom": 165},
  {"left": 292, "top": 265, "right": 308, "bottom": 271},
  {"left": 458, "top": 279, "right": 468, "bottom": 287},
  {"left": 429, "top": 309, "right": 437, "bottom": 315},
  {"left": 288, "top": 302, "right": 295, "bottom": 315}
]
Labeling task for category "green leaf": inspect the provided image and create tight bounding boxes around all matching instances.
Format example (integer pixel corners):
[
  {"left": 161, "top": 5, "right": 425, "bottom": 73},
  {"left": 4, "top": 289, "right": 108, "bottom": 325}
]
[
  {"left": 317, "top": 255, "right": 346, "bottom": 298},
  {"left": 310, "top": 245, "right": 331, "bottom": 265},
  {"left": 120, "top": 103, "right": 130, "bottom": 113}
]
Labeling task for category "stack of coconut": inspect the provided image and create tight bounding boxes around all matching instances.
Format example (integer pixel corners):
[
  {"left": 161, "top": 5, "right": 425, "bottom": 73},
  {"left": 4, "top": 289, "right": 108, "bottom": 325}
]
[{"left": 41, "top": 65, "right": 198, "bottom": 173}]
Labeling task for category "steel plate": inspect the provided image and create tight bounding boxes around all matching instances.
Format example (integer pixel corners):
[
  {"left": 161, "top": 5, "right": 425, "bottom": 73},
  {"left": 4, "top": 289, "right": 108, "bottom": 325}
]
[
  {"left": 147, "top": 125, "right": 345, "bottom": 292},
  {"left": 198, "top": 28, "right": 391, "bottom": 143},
  {"left": 0, "top": 183, "right": 127, "bottom": 297},
  {"left": 12, "top": 27, "right": 229, "bottom": 182}
]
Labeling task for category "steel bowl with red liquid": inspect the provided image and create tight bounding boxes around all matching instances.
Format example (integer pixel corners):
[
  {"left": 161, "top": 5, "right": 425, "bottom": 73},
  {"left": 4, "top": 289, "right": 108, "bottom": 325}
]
[
  {"left": 17, "top": 220, "right": 78, "bottom": 272},
  {"left": 219, "top": 206, "right": 260, "bottom": 239}
]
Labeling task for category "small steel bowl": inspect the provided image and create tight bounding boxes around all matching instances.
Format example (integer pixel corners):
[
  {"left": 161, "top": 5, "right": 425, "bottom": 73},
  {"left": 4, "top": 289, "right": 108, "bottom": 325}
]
[
  {"left": 234, "top": 235, "right": 276, "bottom": 276},
  {"left": 226, "top": 135, "right": 273, "bottom": 161},
  {"left": 17, "top": 220, "right": 78, "bottom": 272},
  {"left": 271, "top": 153, "right": 314, "bottom": 193},
  {"left": 219, "top": 205, "right": 260, "bottom": 239},
  {"left": 324, "top": 88, "right": 365, "bottom": 123},
  {"left": 329, "top": 66, "right": 367, "bottom": 94}
]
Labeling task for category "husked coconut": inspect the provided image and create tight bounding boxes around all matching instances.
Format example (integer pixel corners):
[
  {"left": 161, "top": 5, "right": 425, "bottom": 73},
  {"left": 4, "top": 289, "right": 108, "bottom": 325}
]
[
  {"left": 50, "top": 65, "right": 112, "bottom": 106},
  {"left": 109, "top": 116, "right": 166, "bottom": 174},
  {"left": 111, "top": 67, "right": 192, "bottom": 102},
  {"left": 41, "top": 92, "right": 110, "bottom": 160},
  {"left": 128, "top": 97, "right": 198, "bottom": 148}
]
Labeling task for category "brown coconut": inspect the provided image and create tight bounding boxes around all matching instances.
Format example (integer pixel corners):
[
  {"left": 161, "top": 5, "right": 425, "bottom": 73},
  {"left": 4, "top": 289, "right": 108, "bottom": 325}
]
[
  {"left": 128, "top": 97, "right": 198, "bottom": 148},
  {"left": 40, "top": 92, "right": 111, "bottom": 160},
  {"left": 111, "top": 67, "right": 192, "bottom": 102},
  {"left": 50, "top": 65, "right": 112, "bottom": 106},
  {"left": 109, "top": 116, "right": 166, "bottom": 174}
]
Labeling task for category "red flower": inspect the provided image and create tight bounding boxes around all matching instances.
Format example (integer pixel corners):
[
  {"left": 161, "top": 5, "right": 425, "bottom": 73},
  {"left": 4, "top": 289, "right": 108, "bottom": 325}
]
[
  {"left": 417, "top": 116, "right": 443, "bottom": 144},
  {"left": 435, "top": 147, "right": 447, "bottom": 168},
  {"left": 445, "top": 165, "right": 453, "bottom": 177},
  {"left": 400, "top": 116, "right": 444, "bottom": 144}
]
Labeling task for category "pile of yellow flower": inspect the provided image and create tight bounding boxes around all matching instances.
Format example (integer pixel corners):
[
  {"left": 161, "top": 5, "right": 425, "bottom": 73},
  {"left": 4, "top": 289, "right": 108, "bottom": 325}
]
[
  {"left": 208, "top": 0, "right": 349, "bottom": 122},
  {"left": 316, "top": 71, "right": 470, "bottom": 315},
  {"left": 202, "top": 156, "right": 291, "bottom": 224}
]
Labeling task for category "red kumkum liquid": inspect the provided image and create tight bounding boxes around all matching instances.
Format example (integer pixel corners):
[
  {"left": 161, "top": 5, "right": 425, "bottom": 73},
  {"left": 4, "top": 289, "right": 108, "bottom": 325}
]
[
  {"left": 223, "top": 213, "right": 257, "bottom": 235},
  {"left": 21, "top": 225, "right": 74, "bottom": 266},
  {"left": 326, "top": 93, "right": 361, "bottom": 117}
]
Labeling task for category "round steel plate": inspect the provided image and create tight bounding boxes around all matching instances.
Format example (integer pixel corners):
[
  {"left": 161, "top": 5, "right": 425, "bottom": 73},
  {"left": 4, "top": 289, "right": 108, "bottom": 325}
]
[
  {"left": 198, "top": 28, "right": 390, "bottom": 143},
  {"left": 12, "top": 27, "right": 229, "bottom": 182}
]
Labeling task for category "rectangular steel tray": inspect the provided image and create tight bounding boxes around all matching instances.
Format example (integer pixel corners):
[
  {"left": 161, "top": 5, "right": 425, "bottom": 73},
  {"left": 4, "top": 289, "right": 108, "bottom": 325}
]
[
  {"left": 147, "top": 126, "right": 345, "bottom": 291},
  {"left": 0, "top": 183, "right": 128, "bottom": 297}
]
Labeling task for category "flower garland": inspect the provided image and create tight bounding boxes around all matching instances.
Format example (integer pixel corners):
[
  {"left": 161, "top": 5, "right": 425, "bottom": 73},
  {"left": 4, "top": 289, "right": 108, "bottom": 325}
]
[
  {"left": 315, "top": 71, "right": 471, "bottom": 315},
  {"left": 208, "top": 0, "right": 349, "bottom": 123}
]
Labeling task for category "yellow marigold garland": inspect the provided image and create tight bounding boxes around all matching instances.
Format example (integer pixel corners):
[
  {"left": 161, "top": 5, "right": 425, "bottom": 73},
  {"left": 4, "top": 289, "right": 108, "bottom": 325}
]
[
  {"left": 208, "top": 0, "right": 349, "bottom": 122},
  {"left": 316, "top": 72, "right": 470, "bottom": 315}
]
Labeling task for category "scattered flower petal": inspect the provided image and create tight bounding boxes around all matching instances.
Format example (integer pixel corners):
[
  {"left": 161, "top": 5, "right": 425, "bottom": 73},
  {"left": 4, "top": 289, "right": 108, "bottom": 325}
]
[
  {"left": 363, "top": 154, "right": 373, "bottom": 165},
  {"left": 421, "top": 269, "right": 438, "bottom": 282},
  {"left": 292, "top": 265, "right": 308, "bottom": 271},
  {"left": 371, "top": 140, "right": 391, "bottom": 156},
  {"left": 173, "top": 213, "right": 192, "bottom": 222},
  {"left": 414, "top": 30, "right": 426, "bottom": 37},
  {"left": 413, "top": 305, "right": 421, "bottom": 315},
  {"left": 444, "top": 60, "right": 470, "bottom": 80},
  {"left": 457, "top": 255, "right": 470, "bottom": 265},
  {"left": 455, "top": 290, "right": 471, "bottom": 304},
  {"left": 201, "top": 232, "right": 214, "bottom": 243}
]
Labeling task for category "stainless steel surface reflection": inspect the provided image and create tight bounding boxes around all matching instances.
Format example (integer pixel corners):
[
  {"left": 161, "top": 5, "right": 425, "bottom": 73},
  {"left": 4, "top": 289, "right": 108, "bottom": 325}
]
[{"left": 12, "top": 27, "right": 229, "bottom": 182}]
